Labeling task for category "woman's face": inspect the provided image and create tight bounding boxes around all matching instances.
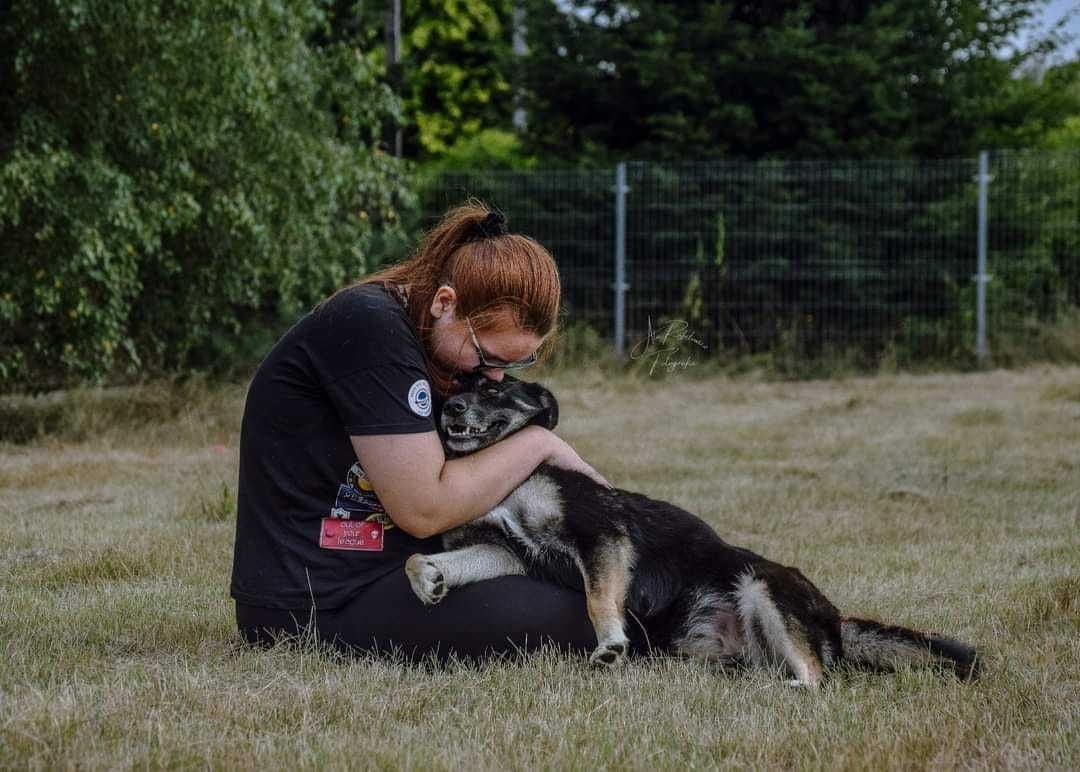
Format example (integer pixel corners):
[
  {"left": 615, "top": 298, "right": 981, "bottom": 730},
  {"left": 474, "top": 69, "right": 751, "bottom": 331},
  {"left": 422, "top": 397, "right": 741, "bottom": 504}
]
[{"left": 428, "top": 286, "right": 542, "bottom": 383}]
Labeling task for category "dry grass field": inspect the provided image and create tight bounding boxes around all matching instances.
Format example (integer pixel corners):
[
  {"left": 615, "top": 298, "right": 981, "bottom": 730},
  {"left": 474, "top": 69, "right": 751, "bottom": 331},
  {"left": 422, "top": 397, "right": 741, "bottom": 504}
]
[{"left": 1, "top": 367, "right": 1078, "bottom": 770}]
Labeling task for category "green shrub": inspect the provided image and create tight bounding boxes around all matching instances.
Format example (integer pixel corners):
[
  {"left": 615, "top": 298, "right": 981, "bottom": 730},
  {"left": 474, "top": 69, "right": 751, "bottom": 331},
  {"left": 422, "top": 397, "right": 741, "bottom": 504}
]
[{"left": 0, "top": 0, "right": 409, "bottom": 392}]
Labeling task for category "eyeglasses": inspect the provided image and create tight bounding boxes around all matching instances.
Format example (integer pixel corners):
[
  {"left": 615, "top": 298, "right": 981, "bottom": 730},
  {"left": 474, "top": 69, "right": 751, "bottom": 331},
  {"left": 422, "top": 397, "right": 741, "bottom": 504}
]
[{"left": 465, "top": 317, "right": 539, "bottom": 372}]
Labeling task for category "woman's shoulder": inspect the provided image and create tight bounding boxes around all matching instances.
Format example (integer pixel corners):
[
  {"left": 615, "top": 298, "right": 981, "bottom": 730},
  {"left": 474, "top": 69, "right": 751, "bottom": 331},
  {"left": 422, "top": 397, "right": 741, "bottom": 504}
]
[
  {"left": 317, "top": 282, "right": 403, "bottom": 320},
  {"left": 304, "top": 282, "right": 424, "bottom": 369},
  {"left": 311, "top": 283, "right": 415, "bottom": 337}
]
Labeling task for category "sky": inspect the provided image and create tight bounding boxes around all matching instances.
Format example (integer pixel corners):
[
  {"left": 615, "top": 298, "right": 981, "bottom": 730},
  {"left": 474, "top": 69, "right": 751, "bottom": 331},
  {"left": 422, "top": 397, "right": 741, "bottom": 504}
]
[{"left": 1022, "top": 0, "right": 1080, "bottom": 61}]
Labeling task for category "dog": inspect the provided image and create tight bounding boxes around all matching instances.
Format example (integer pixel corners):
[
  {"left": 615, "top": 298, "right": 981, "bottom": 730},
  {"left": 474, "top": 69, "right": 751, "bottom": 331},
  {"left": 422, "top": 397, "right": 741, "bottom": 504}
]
[{"left": 405, "top": 377, "right": 979, "bottom": 686}]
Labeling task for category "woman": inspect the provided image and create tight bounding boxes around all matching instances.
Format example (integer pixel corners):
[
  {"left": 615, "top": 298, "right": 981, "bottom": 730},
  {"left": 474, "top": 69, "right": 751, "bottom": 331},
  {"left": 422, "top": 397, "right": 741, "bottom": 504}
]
[{"left": 230, "top": 202, "right": 608, "bottom": 662}]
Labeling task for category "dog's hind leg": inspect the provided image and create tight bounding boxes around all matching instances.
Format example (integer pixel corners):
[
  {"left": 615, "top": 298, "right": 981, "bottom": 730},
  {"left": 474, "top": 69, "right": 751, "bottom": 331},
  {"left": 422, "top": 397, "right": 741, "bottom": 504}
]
[
  {"left": 578, "top": 538, "right": 635, "bottom": 668},
  {"left": 406, "top": 545, "right": 525, "bottom": 605},
  {"left": 734, "top": 571, "right": 826, "bottom": 688}
]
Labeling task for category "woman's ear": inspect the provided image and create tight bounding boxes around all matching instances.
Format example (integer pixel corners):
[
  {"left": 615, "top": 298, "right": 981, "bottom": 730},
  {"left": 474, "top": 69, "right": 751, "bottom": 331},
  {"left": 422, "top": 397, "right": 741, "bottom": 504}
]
[{"left": 429, "top": 285, "right": 457, "bottom": 319}]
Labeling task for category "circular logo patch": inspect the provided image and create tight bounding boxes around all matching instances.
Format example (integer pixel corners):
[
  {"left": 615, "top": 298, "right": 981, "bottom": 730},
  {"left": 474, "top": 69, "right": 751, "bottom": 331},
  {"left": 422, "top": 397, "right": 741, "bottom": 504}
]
[{"left": 408, "top": 379, "right": 432, "bottom": 417}]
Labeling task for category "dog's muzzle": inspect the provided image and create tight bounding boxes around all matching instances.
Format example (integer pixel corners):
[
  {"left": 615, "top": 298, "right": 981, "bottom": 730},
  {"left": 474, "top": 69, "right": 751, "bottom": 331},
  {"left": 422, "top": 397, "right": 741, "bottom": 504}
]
[{"left": 441, "top": 395, "right": 509, "bottom": 452}]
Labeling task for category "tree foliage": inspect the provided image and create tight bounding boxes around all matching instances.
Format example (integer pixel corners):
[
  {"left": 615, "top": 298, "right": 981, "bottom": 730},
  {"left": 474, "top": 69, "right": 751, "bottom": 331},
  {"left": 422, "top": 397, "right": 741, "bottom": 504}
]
[
  {"left": 0, "top": 0, "right": 407, "bottom": 390},
  {"left": 332, "top": 0, "right": 515, "bottom": 159},
  {"left": 518, "top": 0, "right": 1078, "bottom": 162},
  {"left": 3, "top": 1, "right": 1078, "bottom": 391}
]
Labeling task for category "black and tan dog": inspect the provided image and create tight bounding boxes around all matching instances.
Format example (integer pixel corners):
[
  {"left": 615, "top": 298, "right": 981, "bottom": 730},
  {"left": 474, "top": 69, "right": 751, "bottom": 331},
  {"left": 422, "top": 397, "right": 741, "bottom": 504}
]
[{"left": 405, "top": 377, "right": 979, "bottom": 685}]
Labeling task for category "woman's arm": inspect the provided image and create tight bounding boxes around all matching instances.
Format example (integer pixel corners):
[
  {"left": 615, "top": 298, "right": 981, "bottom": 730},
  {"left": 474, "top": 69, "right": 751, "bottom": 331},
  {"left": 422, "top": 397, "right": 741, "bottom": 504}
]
[{"left": 351, "top": 427, "right": 607, "bottom": 539}]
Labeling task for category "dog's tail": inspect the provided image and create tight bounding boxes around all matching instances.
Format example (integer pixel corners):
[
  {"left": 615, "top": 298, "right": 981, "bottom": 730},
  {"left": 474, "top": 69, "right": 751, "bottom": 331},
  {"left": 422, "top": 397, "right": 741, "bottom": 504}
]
[{"left": 840, "top": 617, "right": 980, "bottom": 680}]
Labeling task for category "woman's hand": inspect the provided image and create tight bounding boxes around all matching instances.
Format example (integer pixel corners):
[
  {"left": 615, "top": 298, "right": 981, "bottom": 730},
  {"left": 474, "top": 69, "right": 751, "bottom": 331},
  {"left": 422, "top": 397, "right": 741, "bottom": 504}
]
[{"left": 542, "top": 431, "right": 612, "bottom": 489}]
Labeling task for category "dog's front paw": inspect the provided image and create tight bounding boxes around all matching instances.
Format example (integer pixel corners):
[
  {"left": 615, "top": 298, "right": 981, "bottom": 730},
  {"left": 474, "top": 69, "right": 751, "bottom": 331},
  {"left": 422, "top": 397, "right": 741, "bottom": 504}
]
[
  {"left": 589, "top": 639, "right": 628, "bottom": 668},
  {"left": 405, "top": 554, "right": 448, "bottom": 605}
]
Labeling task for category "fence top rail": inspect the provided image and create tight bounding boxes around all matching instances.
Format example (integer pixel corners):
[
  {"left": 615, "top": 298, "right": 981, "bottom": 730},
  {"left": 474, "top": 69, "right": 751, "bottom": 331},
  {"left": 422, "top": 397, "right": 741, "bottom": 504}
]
[{"left": 415, "top": 150, "right": 1080, "bottom": 179}]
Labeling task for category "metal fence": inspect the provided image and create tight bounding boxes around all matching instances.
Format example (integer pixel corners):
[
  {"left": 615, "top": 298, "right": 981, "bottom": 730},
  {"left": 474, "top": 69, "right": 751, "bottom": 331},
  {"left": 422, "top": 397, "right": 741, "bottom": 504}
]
[{"left": 416, "top": 150, "right": 1080, "bottom": 368}]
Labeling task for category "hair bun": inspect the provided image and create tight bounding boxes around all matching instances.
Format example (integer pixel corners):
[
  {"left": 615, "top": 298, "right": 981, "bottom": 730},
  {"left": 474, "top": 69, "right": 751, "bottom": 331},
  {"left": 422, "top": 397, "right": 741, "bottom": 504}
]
[{"left": 473, "top": 210, "right": 508, "bottom": 240}]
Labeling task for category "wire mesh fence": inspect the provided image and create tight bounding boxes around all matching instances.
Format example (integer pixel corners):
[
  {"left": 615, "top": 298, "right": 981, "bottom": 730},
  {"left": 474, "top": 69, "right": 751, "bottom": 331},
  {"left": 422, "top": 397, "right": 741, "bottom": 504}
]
[
  {"left": 418, "top": 170, "right": 616, "bottom": 334},
  {"left": 414, "top": 151, "right": 1080, "bottom": 368}
]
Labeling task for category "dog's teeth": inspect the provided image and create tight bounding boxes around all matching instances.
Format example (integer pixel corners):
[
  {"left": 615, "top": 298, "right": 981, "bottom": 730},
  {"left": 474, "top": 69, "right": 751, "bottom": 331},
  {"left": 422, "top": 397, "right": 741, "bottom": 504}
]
[
  {"left": 447, "top": 425, "right": 489, "bottom": 437},
  {"left": 448, "top": 425, "right": 491, "bottom": 437}
]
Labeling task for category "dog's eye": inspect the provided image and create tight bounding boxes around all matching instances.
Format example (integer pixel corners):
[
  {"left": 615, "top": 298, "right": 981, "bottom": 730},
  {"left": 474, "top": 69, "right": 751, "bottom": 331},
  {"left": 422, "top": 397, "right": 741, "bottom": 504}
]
[{"left": 483, "top": 386, "right": 500, "bottom": 397}]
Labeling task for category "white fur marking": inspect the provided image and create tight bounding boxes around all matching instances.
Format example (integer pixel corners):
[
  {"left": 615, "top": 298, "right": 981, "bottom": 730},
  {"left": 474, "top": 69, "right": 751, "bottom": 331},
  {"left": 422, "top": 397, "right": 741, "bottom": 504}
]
[
  {"left": 504, "top": 475, "right": 564, "bottom": 532},
  {"left": 433, "top": 544, "right": 526, "bottom": 587},
  {"left": 407, "top": 545, "right": 525, "bottom": 604},
  {"left": 735, "top": 572, "right": 821, "bottom": 687}
]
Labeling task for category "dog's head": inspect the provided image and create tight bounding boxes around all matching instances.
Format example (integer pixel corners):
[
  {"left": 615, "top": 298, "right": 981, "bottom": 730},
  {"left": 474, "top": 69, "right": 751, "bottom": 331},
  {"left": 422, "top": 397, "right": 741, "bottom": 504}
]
[{"left": 440, "top": 375, "right": 559, "bottom": 456}]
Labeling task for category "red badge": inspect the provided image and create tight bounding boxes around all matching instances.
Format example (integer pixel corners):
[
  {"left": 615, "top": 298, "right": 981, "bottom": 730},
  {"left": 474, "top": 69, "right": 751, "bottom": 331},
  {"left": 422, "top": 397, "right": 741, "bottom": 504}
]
[{"left": 319, "top": 518, "right": 384, "bottom": 551}]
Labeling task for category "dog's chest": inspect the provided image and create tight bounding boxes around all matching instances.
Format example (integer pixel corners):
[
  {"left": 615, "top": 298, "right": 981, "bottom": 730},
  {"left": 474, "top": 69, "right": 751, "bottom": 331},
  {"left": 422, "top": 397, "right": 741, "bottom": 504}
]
[{"left": 477, "top": 473, "right": 565, "bottom": 552}]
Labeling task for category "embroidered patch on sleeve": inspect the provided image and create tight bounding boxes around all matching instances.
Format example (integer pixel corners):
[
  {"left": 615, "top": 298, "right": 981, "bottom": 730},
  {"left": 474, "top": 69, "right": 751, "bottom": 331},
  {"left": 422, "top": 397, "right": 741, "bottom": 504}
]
[{"left": 408, "top": 379, "right": 432, "bottom": 417}]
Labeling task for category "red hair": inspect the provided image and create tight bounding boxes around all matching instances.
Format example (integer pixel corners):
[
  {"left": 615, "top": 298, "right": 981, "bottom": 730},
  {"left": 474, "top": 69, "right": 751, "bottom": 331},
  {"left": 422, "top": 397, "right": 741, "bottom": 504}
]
[{"left": 357, "top": 200, "right": 561, "bottom": 395}]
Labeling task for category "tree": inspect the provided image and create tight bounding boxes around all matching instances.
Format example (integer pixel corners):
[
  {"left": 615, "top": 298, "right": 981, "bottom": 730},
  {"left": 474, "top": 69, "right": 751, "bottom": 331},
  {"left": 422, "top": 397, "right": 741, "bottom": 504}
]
[
  {"left": 518, "top": 0, "right": 1073, "bottom": 162},
  {"left": 0, "top": 0, "right": 407, "bottom": 390},
  {"left": 331, "top": 0, "right": 516, "bottom": 160}
]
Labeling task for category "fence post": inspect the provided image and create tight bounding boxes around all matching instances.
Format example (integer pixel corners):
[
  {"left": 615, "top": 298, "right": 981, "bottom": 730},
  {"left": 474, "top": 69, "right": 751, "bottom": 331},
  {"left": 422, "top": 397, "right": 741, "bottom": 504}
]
[
  {"left": 613, "top": 162, "right": 629, "bottom": 357},
  {"left": 975, "top": 150, "right": 992, "bottom": 365}
]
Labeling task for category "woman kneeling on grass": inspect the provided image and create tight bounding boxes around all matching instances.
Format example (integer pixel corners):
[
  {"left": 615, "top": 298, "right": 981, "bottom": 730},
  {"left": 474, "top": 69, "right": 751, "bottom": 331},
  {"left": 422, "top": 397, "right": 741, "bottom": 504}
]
[{"left": 230, "top": 201, "right": 608, "bottom": 662}]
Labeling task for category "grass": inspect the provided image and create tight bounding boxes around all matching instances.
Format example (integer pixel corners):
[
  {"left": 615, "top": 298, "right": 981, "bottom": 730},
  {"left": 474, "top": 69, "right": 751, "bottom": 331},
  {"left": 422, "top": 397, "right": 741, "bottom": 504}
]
[{"left": 2, "top": 366, "right": 1079, "bottom": 769}]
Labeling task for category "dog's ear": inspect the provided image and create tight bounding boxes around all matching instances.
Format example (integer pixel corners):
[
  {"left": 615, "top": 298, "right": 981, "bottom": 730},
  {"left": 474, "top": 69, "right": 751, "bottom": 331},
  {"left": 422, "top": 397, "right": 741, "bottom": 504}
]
[{"left": 522, "top": 381, "right": 559, "bottom": 430}]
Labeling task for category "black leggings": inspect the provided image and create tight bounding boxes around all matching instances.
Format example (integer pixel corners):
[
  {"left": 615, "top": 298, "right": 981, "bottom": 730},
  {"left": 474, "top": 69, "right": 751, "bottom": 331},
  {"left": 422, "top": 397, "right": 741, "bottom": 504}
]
[{"left": 236, "top": 568, "right": 599, "bottom": 664}]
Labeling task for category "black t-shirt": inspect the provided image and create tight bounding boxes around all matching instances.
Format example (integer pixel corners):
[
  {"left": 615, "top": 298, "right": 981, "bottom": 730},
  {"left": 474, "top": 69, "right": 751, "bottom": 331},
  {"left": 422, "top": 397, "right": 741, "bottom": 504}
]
[{"left": 230, "top": 283, "right": 442, "bottom": 610}]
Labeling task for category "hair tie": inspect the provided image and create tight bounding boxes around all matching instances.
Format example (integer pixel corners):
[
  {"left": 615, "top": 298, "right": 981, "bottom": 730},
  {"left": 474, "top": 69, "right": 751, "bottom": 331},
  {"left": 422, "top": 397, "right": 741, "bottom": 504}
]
[{"left": 472, "top": 210, "right": 508, "bottom": 241}]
